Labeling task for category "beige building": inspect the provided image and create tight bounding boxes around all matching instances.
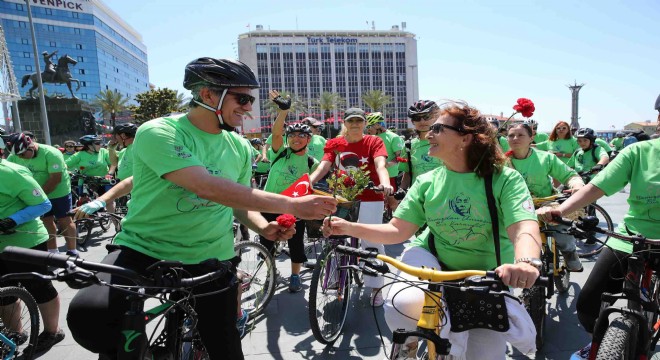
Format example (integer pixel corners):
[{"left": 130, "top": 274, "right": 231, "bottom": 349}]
[{"left": 624, "top": 121, "right": 656, "bottom": 135}]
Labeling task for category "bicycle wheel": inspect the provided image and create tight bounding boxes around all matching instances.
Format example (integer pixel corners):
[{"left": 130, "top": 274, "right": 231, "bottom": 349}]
[
  {"left": 98, "top": 214, "right": 111, "bottom": 231},
  {"left": 308, "top": 246, "right": 352, "bottom": 344},
  {"left": 578, "top": 203, "right": 613, "bottom": 258},
  {"left": 179, "top": 317, "right": 209, "bottom": 360},
  {"left": 0, "top": 286, "right": 40, "bottom": 360},
  {"left": 75, "top": 218, "right": 93, "bottom": 246},
  {"left": 520, "top": 285, "right": 546, "bottom": 350},
  {"left": 595, "top": 316, "right": 638, "bottom": 360},
  {"left": 553, "top": 249, "right": 570, "bottom": 294},
  {"left": 234, "top": 241, "right": 276, "bottom": 318}
]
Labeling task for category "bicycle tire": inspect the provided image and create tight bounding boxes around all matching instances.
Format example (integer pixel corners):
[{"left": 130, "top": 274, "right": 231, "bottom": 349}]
[
  {"left": 98, "top": 214, "right": 111, "bottom": 231},
  {"left": 553, "top": 249, "right": 570, "bottom": 294},
  {"left": 520, "top": 285, "right": 546, "bottom": 350},
  {"left": 308, "top": 246, "right": 352, "bottom": 344},
  {"left": 578, "top": 203, "right": 613, "bottom": 258},
  {"left": 595, "top": 316, "right": 638, "bottom": 360},
  {"left": 0, "top": 286, "right": 40, "bottom": 360},
  {"left": 234, "top": 241, "right": 276, "bottom": 318},
  {"left": 75, "top": 218, "right": 93, "bottom": 246}
]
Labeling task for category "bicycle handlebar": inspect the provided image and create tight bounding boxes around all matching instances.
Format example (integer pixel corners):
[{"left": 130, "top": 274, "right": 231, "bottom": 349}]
[
  {"left": 0, "top": 246, "right": 233, "bottom": 289},
  {"left": 366, "top": 181, "right": 407, "bottom": 200},
  {"left": 335, "top": 245, "right": 548, "bottom": 285},
  {"left": 552, "top": 215, "right": 660, "bottom": 246}
]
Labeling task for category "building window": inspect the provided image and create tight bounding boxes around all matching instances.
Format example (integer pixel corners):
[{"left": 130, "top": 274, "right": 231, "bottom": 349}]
[
  {"left": 15, "top": 3, "right": 23, "bottom": 11},
  {"left": 45, "top": 8, "right": 52, "bottom": 15},
  {"left": 23, "top": 52, "right": 30, "bottom": 58},
  {"left": 18, "top": 21, "right": 27, "bottom": 28},
  {"left": 24, "top": 65, "right": 32, "bottom": 71},
  {"left": 75, "top": 44, "right": 83, "bottom": 50},
  {"left": 72, "top": 12, "right": 79, "bottom": 18},
  {"left": 49, "top": 41, "right": 57, "bottom": 47},
  {"left": 81, "top": 94, "right": 87, "bottom": 99},
  {"left": 74, "top": 28, "right": 81, "bottom": 35},
  {"left": 47, "top": 25, "right": 55, "bottom": 32},
  {"left": 77, "top": 56, "right": 84, "bottom": 62},
  {"left": 79, "top": 69, "right": 85, "bottom": 75},
  {"left": 81, "top": 81, "right": 86, "bottom": 87},
  {"left": 21, "top": 38, "right": 28, "bottom": 45}
]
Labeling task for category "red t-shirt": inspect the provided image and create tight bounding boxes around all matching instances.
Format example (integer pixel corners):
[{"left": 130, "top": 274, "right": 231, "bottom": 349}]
[{"left": 322, "top": 135, "right": 388, "bottom": 201}]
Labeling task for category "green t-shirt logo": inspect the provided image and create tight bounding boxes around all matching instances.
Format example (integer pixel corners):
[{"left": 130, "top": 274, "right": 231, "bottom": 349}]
[{"left": 176, "top": 194, "right": 214, "bottom": 213}]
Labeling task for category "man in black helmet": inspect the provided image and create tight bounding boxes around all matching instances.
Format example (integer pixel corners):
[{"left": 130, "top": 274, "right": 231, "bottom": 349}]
[{"left": 67, "top": 58, "right": 337, "bottom": 360}]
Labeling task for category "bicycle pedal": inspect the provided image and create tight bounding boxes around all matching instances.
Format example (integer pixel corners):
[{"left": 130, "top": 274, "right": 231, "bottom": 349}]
[{"left": 566, "top": 266, "right": 584, "bottom": 273}]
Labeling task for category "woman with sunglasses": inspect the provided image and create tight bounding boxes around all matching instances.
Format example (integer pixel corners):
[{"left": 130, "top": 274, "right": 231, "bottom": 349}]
[
  {"left": 321, "top": 102, "right": 542, "bottom": 359},
  {"left": 62, "top": 140, "right": 77, "bottom": 160},
  {"left": 536, "top": 121, "right": 579, "bottom": 165},
  {"left": 506, "top": 123, "right": 585, "bottom": 271},
  {"left": 309, "top": 107, "right": 393, "bottom": 307},
  {"left": 399, "top": 100, "right": 444, "bottom": 190},
  {"left": 259, "top": 90, "right": 319, "bottom": 293}
]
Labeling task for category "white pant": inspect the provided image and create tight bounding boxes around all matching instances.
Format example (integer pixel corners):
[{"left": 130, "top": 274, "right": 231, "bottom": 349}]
[
  {"left": 383, "top": 246, "right": 536, "bottom": 360},
  {"left": 358, "top": 201, "right": 385, "bottom": 289}
]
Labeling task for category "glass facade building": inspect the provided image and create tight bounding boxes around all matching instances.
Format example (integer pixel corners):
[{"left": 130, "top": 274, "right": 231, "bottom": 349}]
[
  {"left": 0, "top": 0, "right": 148, "bottom": 102},
  {"left": 238, "top": 28, "right": 418, "bottom": 134}
]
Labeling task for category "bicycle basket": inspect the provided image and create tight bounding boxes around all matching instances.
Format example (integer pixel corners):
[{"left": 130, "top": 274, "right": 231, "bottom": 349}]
[{"left": 305, "top": 201, "right": 361, "bottom": 239}]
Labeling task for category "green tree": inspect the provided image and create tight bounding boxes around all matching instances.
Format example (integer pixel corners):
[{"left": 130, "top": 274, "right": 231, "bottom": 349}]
[
  {"left": 261, "top": 90, "right": 307, "bottom": 118},
  {"left": 316, "top": 92, "right": 346, "bottom": 137},
  {"left": 128, "top": 88, "right": 179, "bottom": 124},
  {"left": 91, "top": 89, "right": 130, "bottom": 128},
  {"left": 175, "top": 90, "right": 191, "bottom": 112},
  {"left": 361, "top": 89, "right": 393, "bottom": 112}
]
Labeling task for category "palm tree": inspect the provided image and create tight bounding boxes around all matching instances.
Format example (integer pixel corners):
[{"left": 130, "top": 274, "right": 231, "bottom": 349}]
[
  {"left": 361, "top": 89, "right": 393, "bottom": 113},
  {"left": 316, "top": 92, "right": 346, "bottom": 137},
  {"left": 261, "top": 90, "right": 307, "bottom": 118},
  {"left": 175, "top": 90, "right": 191, "bottom": 112},
  {"left": 91, "top": 89, "right": 130, "bottom": 128}
]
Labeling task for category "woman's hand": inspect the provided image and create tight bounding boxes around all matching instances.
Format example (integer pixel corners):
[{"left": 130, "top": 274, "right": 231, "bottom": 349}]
[
  {"left": 321, "top": 216, "right": 352, "bottom": 237},
  {"left": 495, "top": 262, "right": 539, "bottom": 289},
  {"left": 259, "top": 221, "right": 296, "bottom": 242},
  {"left": 73, "top": 199, "right": 106, "bottom": 220},
  {"left": 378, "top": 184, "right": 394, "bottom": 197},
  {"left": 536, "top": 206, "right": 562, "bottom": 224}
]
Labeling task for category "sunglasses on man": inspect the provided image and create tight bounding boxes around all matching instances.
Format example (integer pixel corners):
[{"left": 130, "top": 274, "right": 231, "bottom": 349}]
[
  {"left": 429, "top": 123, "right": 465, "bottom": 134},
  {"left": 227, "top": 91, "right": 256, "bottom": 106}
]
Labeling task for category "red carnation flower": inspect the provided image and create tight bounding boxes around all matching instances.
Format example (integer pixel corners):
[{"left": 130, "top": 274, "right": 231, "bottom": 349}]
[
  {"left": 513, "top": 98, "right": 535, "bottom": 118},
  {"left": 343, "top": 176, "right": 356, "bottom": 187},
  {"left": 79, "top": 166, "right": 85, "bottom": 170},
  {"left": 276, "top": 214, "right": 296, "bottom": 228},
  {"left": 504, "top": 150, "right": 514, "bottom": 157},
  {"left": 396, "top": 156, "right": 408, "bottom": 163},
  {"left": 334, "top": 169, "right": 347, "bottom": 178},
  {"left": 324, "top": 138, "right": 349, "bottom": 154}
]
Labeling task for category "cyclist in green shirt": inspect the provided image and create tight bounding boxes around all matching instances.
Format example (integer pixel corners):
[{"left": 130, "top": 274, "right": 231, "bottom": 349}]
[
  {"left": 67, "top": 57, "right": 337, "bottom": 360},
  {"left": 488, "top": 118, "right": 510, "bottom": 152},
  {"left": 366, "top": 112, "right": 405, "bottom": 212},
  {"left": 400, "top": 100, "right": 444, "bottom": 190},
  {"left": 62, "top": 140, "right": 77, "bottom": 161},
  {"left": 528, "top": 120, "right": 549, "bottom": 144},
  {"left": 6, "top": 133, "right": 78, "bottom": 255},
  {"left": 301, "top": 117, "right": 327, "bottom": 162},
  {"left": 567, "top": 128, "right": 609, "bottom": 180},
  {"left": 108, "top": 123, "right": 137, "bottom": 180},
  {"left": 609, "top": 131, "right": 625, "bottom": 151},
  {"left": 536, "top": 121, "right": 579, "bottom": 165}
]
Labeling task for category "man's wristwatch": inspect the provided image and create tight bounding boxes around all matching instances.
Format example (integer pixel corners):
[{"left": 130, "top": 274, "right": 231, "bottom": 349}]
[{"left": 515, "top": 257, "right": 543, "bottom": 270}]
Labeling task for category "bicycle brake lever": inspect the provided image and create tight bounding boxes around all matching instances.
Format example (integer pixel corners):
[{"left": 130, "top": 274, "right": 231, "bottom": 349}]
[{"left": 361, "top": 258, "right": 389, "bottom": 275}]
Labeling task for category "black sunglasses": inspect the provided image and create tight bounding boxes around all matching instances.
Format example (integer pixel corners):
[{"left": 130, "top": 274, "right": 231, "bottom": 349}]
[
  {"left": 410, "top": 114, "right": 433, "bottom": 123},
  {"left": 429, "top": 123, "right": 465, "bottom": 134},
  {"left": 226, "top": 91, "right": 255, "bottom": 105},
  {"left": 286, "top": 133, "right": 310, "bottom": 139}
]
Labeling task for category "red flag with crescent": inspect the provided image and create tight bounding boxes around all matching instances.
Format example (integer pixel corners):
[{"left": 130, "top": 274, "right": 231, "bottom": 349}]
[{"left": 280, "top": 174, "right": 313, "bottom": 198}]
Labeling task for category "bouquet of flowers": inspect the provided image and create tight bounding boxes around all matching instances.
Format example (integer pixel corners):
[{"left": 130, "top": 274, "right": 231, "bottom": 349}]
[{"left": 326, "top": 166, "right": 371, "bottom": 202}]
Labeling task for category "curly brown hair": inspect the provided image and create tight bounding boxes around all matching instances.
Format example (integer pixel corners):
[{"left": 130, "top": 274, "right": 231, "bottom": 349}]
[
  {"left": 549, "top": 121, "right": 573, "bottom": 141},
  {"left": 440, "top": 101, "right": 507, "bottom": 177}
]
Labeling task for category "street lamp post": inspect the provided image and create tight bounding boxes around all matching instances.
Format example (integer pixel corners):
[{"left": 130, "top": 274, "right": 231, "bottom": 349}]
[{"left": 25, "top": 0, "right": 51, "bottom": 144}]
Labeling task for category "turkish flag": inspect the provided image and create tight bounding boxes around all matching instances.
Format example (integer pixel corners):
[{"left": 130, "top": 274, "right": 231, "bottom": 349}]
[{"left": 280, "top": 174, "right": 313, "bottom": 198}]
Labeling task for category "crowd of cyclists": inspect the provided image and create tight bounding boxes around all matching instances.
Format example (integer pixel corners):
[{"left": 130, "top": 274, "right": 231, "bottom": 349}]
[{"left": 0, "top": 56, "right": 657, "bottom": 360}]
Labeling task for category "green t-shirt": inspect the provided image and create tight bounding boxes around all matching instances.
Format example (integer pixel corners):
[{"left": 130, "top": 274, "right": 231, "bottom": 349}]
[
  {"left": 116, "top": 144, "right": 134, "bottom": 180},
  {"left": 264, "top": 146, "right": 319, "bottom": 194},
  {"left": 65, "top": 148, "right": 111, "bottom": 177},
  {"left": 114, "top": 114, "right": 253, "bottom": 264},
  {"left": 509, "top": 148, "right": 577, "bottom": 197},
  {"left": 377, "top": 130, "right": 405, "bottom": 177},
  {"left": 307, "top": 134, "right": 327, "bottom": 162},
  {"left": 534, "top": 133, "right": 549, "bottom": 144},
  {"left": 610, "top": 137, "right": 624, "bottom": 151},
  {"left": 62, "top": 152, "right": 75, "bottom": 161},
  {"left": 567, "top": 146, "right": 608, "bottom": 178},
  {"left": 536, "top": 138, "right": 579, "bottom": 164},
  {"left": 497, "top": 135, "right": 510, "bottom": 152},
  {"left": 250, "top": 146, "right": 271, "bottom": 173},
  {"left": 394, "top": 166, "right": 537, "bottom": 271},
  {"left": 590, "top": 139, "right": 660, "bottom": 253},
  {"left": 0, "top": 161, "right": 49, "bottom": 250},
  {"left": 7, "top": 143, "right": 71, "bottom": 199},
  {"left": 404, "top": 138, "right": 444, "bottom": 182},
  {"left": 595, "top": 138, "right": 612, "bottom": 153}
]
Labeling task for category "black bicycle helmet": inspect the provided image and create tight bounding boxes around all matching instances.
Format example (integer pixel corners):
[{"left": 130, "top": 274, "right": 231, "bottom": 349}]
[
  {"left": 408, "top": 100, "right": 439, "bottom": 118},
  {"left": 112, "top": 123, "right": 138, "bottom": 137},
  {"left": 250, "top": 138, "right": 263, "bottom": 146},
  {"left": 575, "top": 128, "right": 597, "bottom": 141},
  {"left": 6, "top": 132, "right": 32, "bottom": 155},
  {"left": 183, "top": 58, "right": 259, "bottom": 90},
  {"left": 655, "top": 93, "right": 660, "bottom": 111},
  {"left": 79, "top": 134, "right": 102, "bottom": 145},
  {"left": 285, "top": 123, "right": 312, "bottom": 135}
]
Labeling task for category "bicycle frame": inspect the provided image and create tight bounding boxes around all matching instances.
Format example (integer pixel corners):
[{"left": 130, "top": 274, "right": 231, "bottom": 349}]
[{"left": 321, "top": 237, "right": 360, "bottom": 297}]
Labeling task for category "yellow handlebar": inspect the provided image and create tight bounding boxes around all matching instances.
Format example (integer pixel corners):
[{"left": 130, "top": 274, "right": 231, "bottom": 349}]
[{"left": 375, "top": 254, "right": 487, "bottom": 282}]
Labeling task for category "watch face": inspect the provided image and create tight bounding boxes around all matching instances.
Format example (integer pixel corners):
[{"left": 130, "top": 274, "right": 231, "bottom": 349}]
[{"left": 531, "top": 259, "right": 543, "bottom": 268}]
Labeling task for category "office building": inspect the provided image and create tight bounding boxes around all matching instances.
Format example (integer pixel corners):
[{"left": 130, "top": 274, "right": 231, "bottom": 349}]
[
  {"left": 238, "top": 26, "right": 418, "bottom": 134},
  {"left": 0, "top": 0, "right": 148, "bottom": 102}
]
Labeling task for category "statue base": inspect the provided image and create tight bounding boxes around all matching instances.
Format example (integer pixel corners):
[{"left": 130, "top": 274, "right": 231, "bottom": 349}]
[{"left": 17, "top": 98, "right": 96, "bottom": 145}]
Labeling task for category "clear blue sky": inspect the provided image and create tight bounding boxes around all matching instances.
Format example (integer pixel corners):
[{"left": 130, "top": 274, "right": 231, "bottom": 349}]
[{"left": 107, "top": 0, "right": 659, "bottom": 132}]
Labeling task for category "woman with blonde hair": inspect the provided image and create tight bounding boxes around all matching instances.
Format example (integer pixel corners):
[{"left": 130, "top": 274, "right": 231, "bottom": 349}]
[{"left": 536, "top": 120, "right": 579, "bottom": 165}]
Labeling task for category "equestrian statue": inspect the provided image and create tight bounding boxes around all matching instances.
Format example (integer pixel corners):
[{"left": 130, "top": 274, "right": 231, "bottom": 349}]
[{"left": 21, "top": 50, "right": 81, "bottom": 99}]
